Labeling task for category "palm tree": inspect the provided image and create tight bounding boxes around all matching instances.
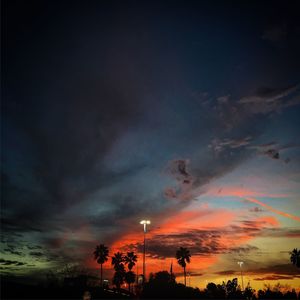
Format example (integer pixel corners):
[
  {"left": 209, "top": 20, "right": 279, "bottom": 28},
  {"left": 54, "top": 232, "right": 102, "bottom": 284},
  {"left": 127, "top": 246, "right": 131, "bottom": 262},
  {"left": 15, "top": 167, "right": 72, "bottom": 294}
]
[
  {"left": 124, "top": 271, "right": 135, "bottom": 292},
  {"left": 113, "top": 268, "right": 125, "bottom": 290},
  {"left": 124, "top": 252, "right": 138, "bottom": 271},
  {"left": 290, "top": 248, "right": 300, "bottom": 268},
  {"left": 93, "top": 244, "right": 109, "bottom": 287},
  {"left": 124, "top": 251, "right": 137, "bottom": 292},
  {"left": 176, "top": 247, "right": 191, "bottom": 286},
  {"left": 112, "top": 252, "right": 124, "bottom": 270},
  {"left": 112, "top": 252, "right": 125, "bottom": 290}
]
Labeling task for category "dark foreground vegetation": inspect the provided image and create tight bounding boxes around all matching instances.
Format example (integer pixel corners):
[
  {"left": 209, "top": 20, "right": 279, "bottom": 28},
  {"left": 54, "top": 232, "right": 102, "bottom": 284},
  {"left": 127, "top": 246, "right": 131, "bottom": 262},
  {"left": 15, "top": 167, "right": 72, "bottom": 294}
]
[
  {"left": 1, "top": 271, "right": 299, "bottom": 300},
  {"left": 142, "top": 271, "right": 299, "bottom": 300},
  {"left": 2, "top": 246, "right": 299, "bottom": 299},
  {"left": 1, "top": 277, "right": 132, "bottom": 299}
]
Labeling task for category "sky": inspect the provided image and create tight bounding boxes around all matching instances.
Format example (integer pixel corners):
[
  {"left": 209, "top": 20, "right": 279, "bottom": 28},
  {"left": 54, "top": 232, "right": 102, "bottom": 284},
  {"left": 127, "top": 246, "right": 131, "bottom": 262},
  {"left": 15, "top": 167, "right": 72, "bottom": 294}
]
[{"left": 1, "top": 0, "right": 300, "bottom": 291}]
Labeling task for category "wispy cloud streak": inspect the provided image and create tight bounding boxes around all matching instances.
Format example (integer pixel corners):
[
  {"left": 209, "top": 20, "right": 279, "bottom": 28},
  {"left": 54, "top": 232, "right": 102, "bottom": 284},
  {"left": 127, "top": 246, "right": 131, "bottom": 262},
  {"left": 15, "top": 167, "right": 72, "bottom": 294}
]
[{"left": 243, "top": 197, "right": 300, "bottom": 222}]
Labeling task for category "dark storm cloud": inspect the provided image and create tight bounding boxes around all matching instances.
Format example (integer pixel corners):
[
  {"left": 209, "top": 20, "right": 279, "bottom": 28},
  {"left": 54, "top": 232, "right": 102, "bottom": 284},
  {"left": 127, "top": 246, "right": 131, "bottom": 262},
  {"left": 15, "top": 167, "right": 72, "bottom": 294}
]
[
  {"left": 128, "top": 222, "right": 300, "bottom": 260},
  {"left": 29, "top": 251, "right": 44, "bottom": 257},
  {"left": 2, "top": 0, "right": 155, "bottom": 236},
  {"left": 2, "top": 55, "right": 153, "bottom": 248},
  {"left": 132, "top": 225, "right": 263, "bottom": 259},
  {"left": 0, "top": 259, "right": 26, "bottom": 266},
  {"left": 2, "top": 0, "right": 300, "bottom": 277},
  {"left": 26, "top": 245, "right": 42, "bottom": 250},
  {"left": 3, "top": 249, "right": 22, "bottom": 256}
]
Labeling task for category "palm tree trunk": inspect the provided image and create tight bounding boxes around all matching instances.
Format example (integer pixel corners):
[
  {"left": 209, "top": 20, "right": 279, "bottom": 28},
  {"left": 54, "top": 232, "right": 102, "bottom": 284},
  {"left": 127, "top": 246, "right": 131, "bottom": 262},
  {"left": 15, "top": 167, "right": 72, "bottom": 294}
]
[
  {"left": 184, "top": 266, "right": 186, "bottom": 286},
  {"left": 100, "top": 263, "right": 103, "bottom": 287},
  {"left": 128, "top": 283, "right": 131, "bottom": 292}
]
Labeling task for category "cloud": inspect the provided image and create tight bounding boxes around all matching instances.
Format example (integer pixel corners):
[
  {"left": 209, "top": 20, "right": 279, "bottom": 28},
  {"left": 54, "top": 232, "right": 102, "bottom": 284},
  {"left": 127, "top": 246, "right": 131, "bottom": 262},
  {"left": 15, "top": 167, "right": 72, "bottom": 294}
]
[
  {"left": 2, "top": 0, "right": 300, "bottom": 281},
  {"left": 215, "top": 270, "right": 237, "bottom": 276},
  {"left": 253, "top": 264, "right": 300, "bottom": 275},
  {"left": 216, "top": 263, "right": 300, "bottom": 280},
  {"left": 0, "top": 259, "right": 26, "bottom": 266},
  {"left": 117, "top": 215, "right": 277, "bottom": 260},
  {"left": 249, "top": 207, "right": 264, "bottom": 213},
  {"left": 248, "top": 142, "right": 300, "bottom": 163},
  {"left": 243, "top": 197, "right": 300, "bottom": 222},
  {"left": 208, "top": 136, "right": 252, "bottom": 155},
  {"left": 238, "top": 84, "right": 300, "bottom": 114},
  {"left": 254, "top": 274, "right": 300, "bottom": 281},
  {"left": 204, "top": 185, "right": 300, "bottom": 224},
  {"left": 189, "top": 272, "right": 204, "bottom": 277},
  {"left": 26, "top": 245, "right": 42, "bottom": 250},
  {"left": 29, "top": 251, "right": 44, "bottom": 257},
  {"left": 164, "top": 160, "right": 195, "bottom": 200},
  {"left": 217, "top": 95, "right": 230, "bottom": 104},
  {"left": 3, "top": 249, "right": 22, "bottom": 256}
]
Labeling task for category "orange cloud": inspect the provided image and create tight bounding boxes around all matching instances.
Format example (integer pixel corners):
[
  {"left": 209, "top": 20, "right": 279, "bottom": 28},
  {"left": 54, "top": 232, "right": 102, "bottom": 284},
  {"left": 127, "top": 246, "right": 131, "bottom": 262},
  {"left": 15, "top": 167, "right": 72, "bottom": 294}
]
[
  {"left": 106, "top": 204, "right": 279, "bottom": 278},
  {"left": 243, "top": 197, "right": 300, "bottom": 222},
  {"left": 206, "top": 185, "right": 300, "bottom": 222}
]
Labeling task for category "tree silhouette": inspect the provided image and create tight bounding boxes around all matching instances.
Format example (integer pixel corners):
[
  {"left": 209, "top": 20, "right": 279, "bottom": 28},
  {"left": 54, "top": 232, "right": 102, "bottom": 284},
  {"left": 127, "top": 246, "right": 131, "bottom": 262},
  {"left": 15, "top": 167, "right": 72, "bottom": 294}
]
[
  {"left": 205, "top": 282, "right": 226, "bottom": 299},
  {"left": 175, "top": 247, "right": 191, "bottom": 286},
  {"left": 124, "top": 271, "right": 135, "bottom": 292},
  {"left": 222, "top": 278, "right": 242, "bottom": 298},
  {"left": 93, "top": 244, "right": 109, "bottom": 287},
  {"left": 124, "top": 252, "right": 137, "bottom": 292},
  {"left": 111, "top": 252, "right": 125, "bottom": 290},
  {"left": 124, "top": 251, "right": 137, "bottom": 271},
  {"left": 290, "top": 248, "right": 300, "bottom": 268}
]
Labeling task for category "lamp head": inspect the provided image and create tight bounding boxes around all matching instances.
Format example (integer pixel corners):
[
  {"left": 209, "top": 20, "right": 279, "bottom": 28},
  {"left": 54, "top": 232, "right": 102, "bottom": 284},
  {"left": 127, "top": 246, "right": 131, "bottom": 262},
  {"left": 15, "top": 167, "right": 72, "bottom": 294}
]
[
  {"left": 140, "top": 220, "right": 151, "bottom": 232},
  {"left": 140, "top": 220, "right": 151, "bottom": 225}
]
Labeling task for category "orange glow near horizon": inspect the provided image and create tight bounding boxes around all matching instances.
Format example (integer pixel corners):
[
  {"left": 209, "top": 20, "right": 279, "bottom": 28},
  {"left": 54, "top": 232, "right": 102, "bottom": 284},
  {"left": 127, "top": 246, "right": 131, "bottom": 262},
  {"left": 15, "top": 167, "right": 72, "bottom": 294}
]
[{"left": 86, "top": 184, "right": 300, "bottom": 291}]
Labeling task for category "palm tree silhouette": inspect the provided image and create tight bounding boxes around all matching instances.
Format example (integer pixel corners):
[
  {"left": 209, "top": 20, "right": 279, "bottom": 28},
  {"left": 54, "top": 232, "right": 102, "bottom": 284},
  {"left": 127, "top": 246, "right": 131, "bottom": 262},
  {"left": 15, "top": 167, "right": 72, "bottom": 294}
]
[
  {"left": 124, "top": 252, "right": 138, "bottom": 271},
  {"left": 290, "top": 248, "right": 300, "bottom": 268},
  {"left": 124, "top": 271, "right": 135, "bottom": 292},
  {"left": 176, "top": 247, "right": 191, "bottom": 286},
  {"left": 112, "top": 252, "right": 125, "bottom": 290},
  {"left": 93, "top": 244, "right": 109, "bottom": 287},
  {"left": 112, "top": 252, "right": 124, "bottom": 270},
  {"left": 124, "top": 251, "right": 137, "bottom": 292}
]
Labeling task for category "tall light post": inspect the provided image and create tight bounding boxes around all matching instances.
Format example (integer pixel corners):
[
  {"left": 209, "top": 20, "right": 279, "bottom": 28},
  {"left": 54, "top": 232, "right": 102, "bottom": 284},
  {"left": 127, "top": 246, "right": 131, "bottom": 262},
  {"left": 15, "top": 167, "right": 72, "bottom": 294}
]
[
  {"left": 140, "top": 220, "right": 150, "bottom": 283},
  {"left": 237, "top": 261, "right": 244, "bottom": 291}
]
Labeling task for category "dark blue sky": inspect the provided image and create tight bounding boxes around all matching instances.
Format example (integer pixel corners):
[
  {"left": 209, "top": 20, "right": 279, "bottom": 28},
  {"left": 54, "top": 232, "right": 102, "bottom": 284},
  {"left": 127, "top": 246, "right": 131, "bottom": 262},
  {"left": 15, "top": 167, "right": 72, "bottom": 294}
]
[{"left": 1, "top": 0, "right": 300, "bottom": 286}]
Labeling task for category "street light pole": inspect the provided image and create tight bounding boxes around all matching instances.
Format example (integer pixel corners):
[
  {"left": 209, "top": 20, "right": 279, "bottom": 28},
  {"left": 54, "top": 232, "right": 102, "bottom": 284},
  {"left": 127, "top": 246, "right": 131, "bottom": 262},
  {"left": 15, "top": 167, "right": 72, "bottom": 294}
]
[
  {"left": 140, "top": 220, "right": 150, "bottom": 283},
  {"left": 237, "top": 261, "right": 244, "bottom": 291}
]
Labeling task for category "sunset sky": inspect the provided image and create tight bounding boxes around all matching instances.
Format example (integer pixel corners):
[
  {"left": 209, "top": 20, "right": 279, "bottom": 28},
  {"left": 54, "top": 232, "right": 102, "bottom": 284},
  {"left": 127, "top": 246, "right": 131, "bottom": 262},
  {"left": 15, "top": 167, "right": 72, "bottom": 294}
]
[{"left": 1, "top": 0, "right": 300, "bottom": 291}]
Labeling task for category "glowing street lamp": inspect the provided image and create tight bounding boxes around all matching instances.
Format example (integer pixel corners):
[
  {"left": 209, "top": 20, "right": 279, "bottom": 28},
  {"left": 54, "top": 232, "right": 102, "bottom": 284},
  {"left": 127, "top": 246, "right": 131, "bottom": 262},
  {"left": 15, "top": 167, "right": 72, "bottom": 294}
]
[
  {"left": 140, "top": 220, "right": 151, "bottom": 283},
  {"left": 237, "top": 261, "right": 244, "bottom": 291}
]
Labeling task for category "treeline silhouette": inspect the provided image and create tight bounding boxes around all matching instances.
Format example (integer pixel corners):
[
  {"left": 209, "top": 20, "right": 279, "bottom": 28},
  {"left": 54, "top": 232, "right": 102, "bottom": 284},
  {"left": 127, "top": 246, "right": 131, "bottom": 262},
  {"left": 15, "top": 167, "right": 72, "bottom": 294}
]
[
  {"left": 142, "top": 271, "right": 299, "bottom": 299},
  {"left": 2, "top": 270, "right": 299, "bottom": 299},
  {"left": 1, "top": 246, "right": 299, "bottom": 299}
]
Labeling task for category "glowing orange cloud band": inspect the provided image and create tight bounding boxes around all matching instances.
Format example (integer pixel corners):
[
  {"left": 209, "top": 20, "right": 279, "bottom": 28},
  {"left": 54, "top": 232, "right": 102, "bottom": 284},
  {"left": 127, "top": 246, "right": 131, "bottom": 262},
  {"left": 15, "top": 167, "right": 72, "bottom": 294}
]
[{"left": 243, "top": 197, "right": 300, "bottom": 222}]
